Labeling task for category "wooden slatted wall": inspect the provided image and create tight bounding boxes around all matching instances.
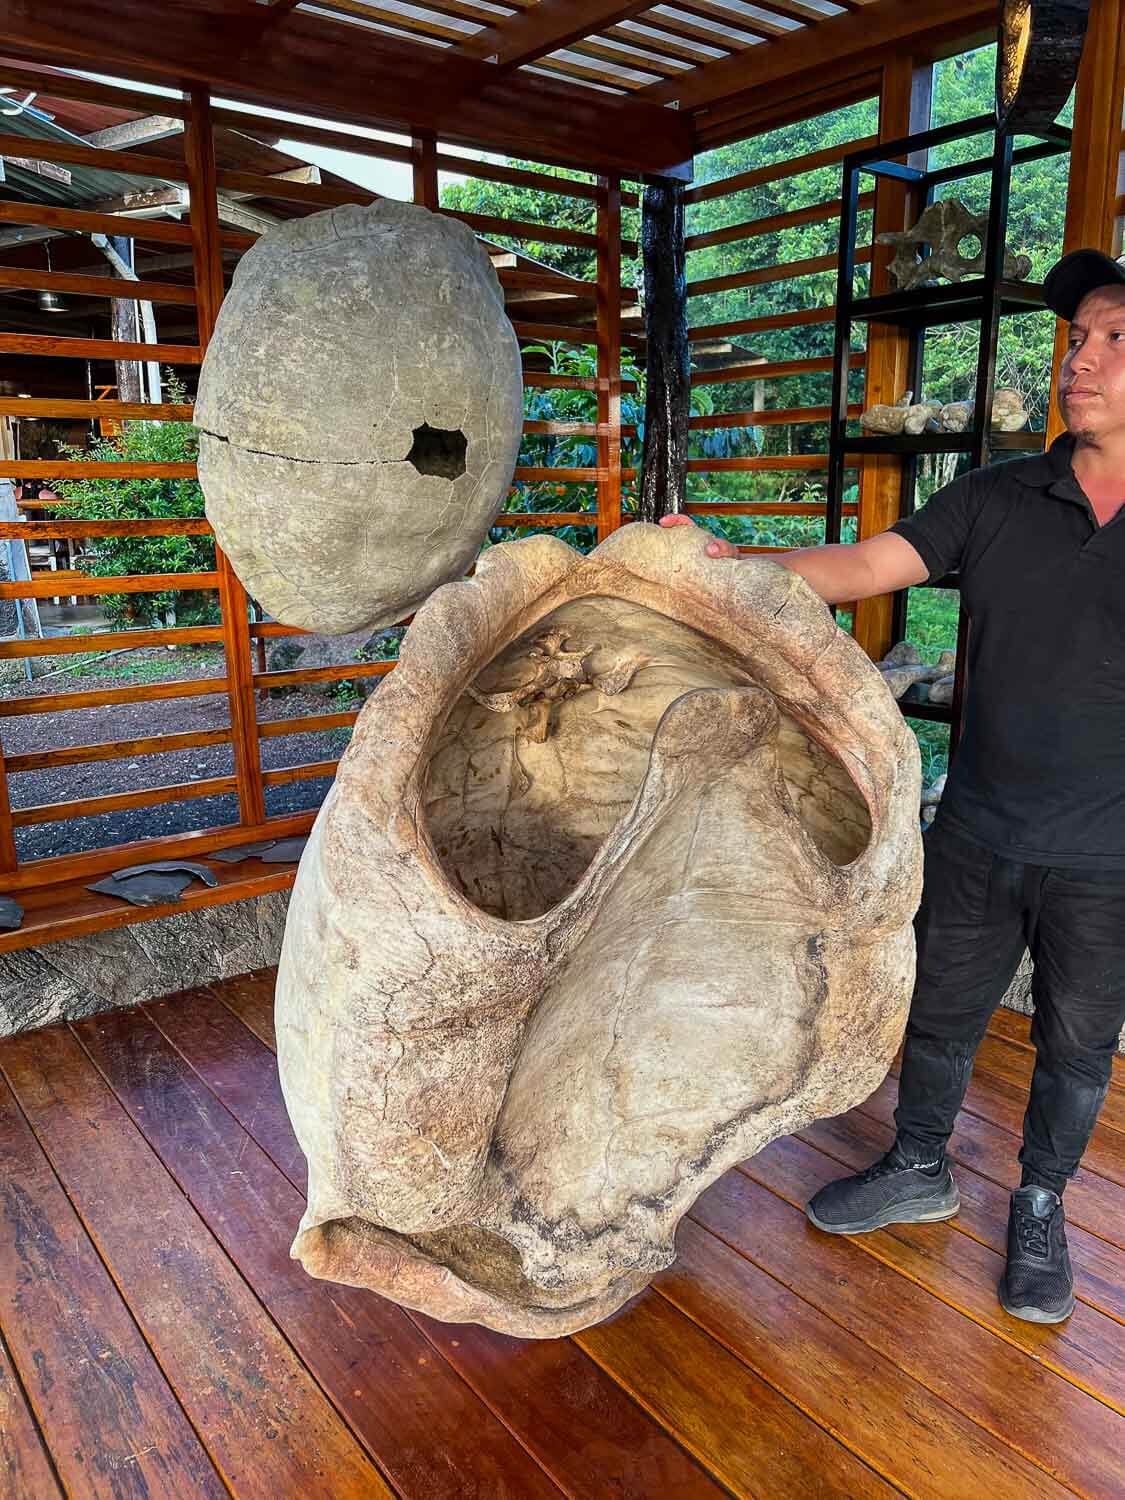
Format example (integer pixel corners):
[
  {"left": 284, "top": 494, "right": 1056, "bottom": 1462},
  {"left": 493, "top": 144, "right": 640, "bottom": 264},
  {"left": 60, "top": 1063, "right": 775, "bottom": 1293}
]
[
  {"left": 681, "top": 101, "right": 877, "bottom": 567},
  {"left": 0, "top": 70, "right": 629, "bottom": 918}
]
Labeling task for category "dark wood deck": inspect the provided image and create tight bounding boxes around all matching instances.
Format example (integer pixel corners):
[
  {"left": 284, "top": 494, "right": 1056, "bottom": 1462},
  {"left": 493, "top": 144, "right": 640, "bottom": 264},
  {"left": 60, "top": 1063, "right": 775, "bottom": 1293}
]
[{"left": 0, "top": 972, "right": 1121, "bottom": 1499}]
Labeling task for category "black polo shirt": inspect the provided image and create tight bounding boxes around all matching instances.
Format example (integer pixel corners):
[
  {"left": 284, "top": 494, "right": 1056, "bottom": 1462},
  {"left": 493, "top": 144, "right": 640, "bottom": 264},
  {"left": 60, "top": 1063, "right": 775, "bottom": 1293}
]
[{"left": 891, "top": 433, "right": 1125, "bottom": 869}]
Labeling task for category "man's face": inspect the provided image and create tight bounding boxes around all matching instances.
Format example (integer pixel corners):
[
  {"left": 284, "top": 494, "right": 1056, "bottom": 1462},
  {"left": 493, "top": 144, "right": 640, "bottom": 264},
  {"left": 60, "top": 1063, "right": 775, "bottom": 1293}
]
[{"left": 1059, "top": 284, "right": 1125, "bottom": 443}]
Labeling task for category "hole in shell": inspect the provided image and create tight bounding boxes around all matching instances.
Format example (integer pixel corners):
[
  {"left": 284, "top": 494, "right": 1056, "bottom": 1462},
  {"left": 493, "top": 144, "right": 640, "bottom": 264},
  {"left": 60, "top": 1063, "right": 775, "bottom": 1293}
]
[
  {"left": 424, "top": 597, "right": 872, "bottom": 920},
  {"left": 407, "top": 423, "right": 468, "bottom": 479},
  {"left": 956, "top": 233, "right": 983, "bottom": 261}
]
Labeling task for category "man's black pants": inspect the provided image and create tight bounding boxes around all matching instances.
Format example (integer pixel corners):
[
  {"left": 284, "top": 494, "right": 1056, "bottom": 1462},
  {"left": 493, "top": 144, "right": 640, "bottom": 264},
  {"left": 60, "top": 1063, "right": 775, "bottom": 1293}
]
[{"left": 894, "top": 819, "right": 1125, "bottom": 1197}]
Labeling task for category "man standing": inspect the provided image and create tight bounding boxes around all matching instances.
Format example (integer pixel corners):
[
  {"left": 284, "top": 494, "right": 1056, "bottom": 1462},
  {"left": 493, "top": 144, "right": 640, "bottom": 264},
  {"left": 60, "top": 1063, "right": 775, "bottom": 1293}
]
[{"left": 662, "top": 248, "right": 1125, "bottom": 1325}]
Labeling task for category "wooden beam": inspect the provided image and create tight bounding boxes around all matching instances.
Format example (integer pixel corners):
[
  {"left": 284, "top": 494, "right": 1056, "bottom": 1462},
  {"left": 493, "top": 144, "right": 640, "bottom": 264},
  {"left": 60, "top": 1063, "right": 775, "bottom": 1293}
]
[
  {"left": 643, "top": 0, "right": 995, "bottom": 111},
  {"left": 185, "top": 85, "right": 266, "bottom": 830},
  {"left": 0, "top": 0, "right": 693, "bottom": 179},
  {"left": 458, "top": 3, "right": 655, "bottom": 69},
  {"left": 81, "top": 114, "right": 184, "bottom": 148},
  {"left": 693, "top": 71, "right": 881, "bottom": 152},
  {"left": 638, "top": 179, "right": 689, "bottom": 521},
  {"left": 0, "top": 267, "right": 196, "bottom": 305}
]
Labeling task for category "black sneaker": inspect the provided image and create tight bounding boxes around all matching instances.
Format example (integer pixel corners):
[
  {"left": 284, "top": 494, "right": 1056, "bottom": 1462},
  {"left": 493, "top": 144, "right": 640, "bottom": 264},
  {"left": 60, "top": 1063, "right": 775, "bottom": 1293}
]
[
  {"left": 998, "top": 1185, "right": 1075, "bottom": 1324},
  {"left": 806, "top": 1141, "right": 960, "bottom": 1234}
]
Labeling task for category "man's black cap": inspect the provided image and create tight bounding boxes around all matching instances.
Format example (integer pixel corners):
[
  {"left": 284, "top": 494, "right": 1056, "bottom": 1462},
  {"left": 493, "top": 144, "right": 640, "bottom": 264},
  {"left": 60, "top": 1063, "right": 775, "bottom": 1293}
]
[{"left": 1043, "top": 249, "right": 1125, "bottom": 321}]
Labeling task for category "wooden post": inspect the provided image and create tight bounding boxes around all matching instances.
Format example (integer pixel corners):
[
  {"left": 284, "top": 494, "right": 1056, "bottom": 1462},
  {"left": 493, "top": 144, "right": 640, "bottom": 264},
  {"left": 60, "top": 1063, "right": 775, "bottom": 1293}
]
[
  {"left": 184, "top": 87, "right": 265, "bottom": 827},
  {"left": 852, "top": 55, "right": 933, "bottom": 663},
  {"left": 637, "top": 178, "right": 689, "bottom": 522},
  {"left": 596, "top": 175, "right": 623, "bottom": 544},
  {"left": 412, "top": 131, "right": 439, "bottom": 210},
  {"left": 1046, "top": 0, "right": 1125, "bottom": 443}
]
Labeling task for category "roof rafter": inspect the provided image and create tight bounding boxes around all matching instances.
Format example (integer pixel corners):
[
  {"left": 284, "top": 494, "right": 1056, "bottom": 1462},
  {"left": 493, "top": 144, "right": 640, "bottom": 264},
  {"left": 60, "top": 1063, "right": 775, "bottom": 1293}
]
[
  {"left": 457, "top": 2, "right": 657, "bottom": 69},
  {"left": 81, "top": 114, "right": 183, "bottom": 148}
]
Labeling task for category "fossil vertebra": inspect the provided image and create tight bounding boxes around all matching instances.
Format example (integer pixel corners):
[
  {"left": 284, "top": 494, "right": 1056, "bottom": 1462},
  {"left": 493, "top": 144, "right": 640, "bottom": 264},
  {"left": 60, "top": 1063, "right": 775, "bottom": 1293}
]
[{"left": 878, "top": 198, "right": 1032, "bottom": 290}]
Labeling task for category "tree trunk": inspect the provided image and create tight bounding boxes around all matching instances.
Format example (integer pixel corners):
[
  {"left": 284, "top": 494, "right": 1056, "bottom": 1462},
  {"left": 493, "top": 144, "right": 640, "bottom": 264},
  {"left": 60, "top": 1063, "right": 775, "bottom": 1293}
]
[{"left": 637, "top": 179, "right": 689, "bottom": 522}]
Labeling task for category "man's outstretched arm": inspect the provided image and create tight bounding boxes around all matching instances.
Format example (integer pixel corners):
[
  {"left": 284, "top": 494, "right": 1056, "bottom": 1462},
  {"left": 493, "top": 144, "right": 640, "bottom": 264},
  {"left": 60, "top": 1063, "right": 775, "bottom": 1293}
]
[{"left": 658, "top": 514, "right": 929, "bottom": 605}]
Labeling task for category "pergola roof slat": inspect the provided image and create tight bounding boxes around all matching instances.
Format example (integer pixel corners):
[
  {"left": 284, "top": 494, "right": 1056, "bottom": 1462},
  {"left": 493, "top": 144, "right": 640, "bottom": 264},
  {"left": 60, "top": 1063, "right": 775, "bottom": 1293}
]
[{"left": 0, "top": 0, "right": 694, "bottom": 177}]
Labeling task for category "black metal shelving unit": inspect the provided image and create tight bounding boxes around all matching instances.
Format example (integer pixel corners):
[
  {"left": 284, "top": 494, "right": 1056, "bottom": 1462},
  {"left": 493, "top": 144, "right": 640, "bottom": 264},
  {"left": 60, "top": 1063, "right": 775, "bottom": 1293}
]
[{"left": 826, "top": 110, "right": 1070, "bottom": 756}]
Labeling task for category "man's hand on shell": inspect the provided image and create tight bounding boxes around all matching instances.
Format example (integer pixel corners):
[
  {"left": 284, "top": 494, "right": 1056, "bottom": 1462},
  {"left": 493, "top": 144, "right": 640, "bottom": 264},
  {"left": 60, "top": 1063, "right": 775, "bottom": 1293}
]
[{"left": 658, "top": 513, "right": 740, "bottom": 559}]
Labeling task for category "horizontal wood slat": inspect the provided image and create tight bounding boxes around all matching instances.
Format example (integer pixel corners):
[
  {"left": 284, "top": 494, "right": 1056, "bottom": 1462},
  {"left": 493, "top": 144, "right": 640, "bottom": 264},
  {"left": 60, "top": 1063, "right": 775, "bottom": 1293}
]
[
  {"left": 247, "top": 621, "right": 305, "bottom": 640},
  {"left": 0, "top": 862, "right": 297, "bottom": 948},
  {"left": 0, "top": 200, "right": 194, "bottom": 244},
  {"left": 0, "top": 131, "right": 191, "bottom": 182},
  {"left": 5, "top": 728, "right": 232, "bottom": 775},
  {"left": 3, "top": 461, "right": 198, "bottom": 479},
  {"left": 261, "top": 760, "right": 338, "bottom": 786},
  {"left": 690, "top": 405, "right": 860, "bottom": 427},
  {"left": 0, "top": 811, "right": 316, "bottom": 899},
  {"left": 215, "top": 167, "right": 373, "bottom": 208},
  {"left": 0, "top": 397, "right": 195, "bottom": 420},
  {"left": 687, "top": 455, "right": 830, "bottom": 471},
  {"left": 684, "top": 136, "right": 880, "bottom": 203},
  {"left": 0, "top": 625, "right": 223, "bottom": 659},
  {"left": 0, "top": 335, "right": 202, "bottom": 365},
  {"left": 0, "top": 518, "right": 211, "bottom": 540},
  {"left": 0, "top": 59, "right": 189, "bottom": 117},
  {"left": 513, "top": 321, "right": 600, "bottom": 344},
  {"left": 0, "top": 571, "right": 218, "bottom": 600},
  {"left": 686, "top": 500, "right": 856, "bottom": 515},
  {"left": 444, "top": 209, "right": 598, "bottom": 248},
  {"left": 0, "top": 677, "right": 229, "bottom": 719},
  {"left": 688, "top": 306, "right": 835, "bottom": 341},
  {"left": 0, "top": 267, "right": 197, "bottom": 305},
  {"left": 207, "top": 103, "right": 411, "bottom": 165},
  {"left": 513, "top": 466, "right": 604, "bottom": 481},
  {"left": 11, "top": 775, "right": 238, "bottom": 827},
  {"left": 523, "top": 419, "right": 601, "bottom": 436},
  {"left": 691, "top": 353, "right": 865, "bottom": 386},
  {"left": 258, "top": 712, "right": 357, "bottom": 738},
  {"left": 687, "top": 248, "right": 872, "bottom": 299},
  {"left": 522, "top": 371, "right": 639, "bottom": 394},
  {"left": 685, "top": 193, "right": 875, "bottom": 251},
  {"left": 435, "top": 151, "right": 600, "bottom": 200},
  {"left": 494, "top": 511, "right": 596, "bottom": 525},
  {"left": 251, "top": 661, "right": 395, "bottom": 690}
]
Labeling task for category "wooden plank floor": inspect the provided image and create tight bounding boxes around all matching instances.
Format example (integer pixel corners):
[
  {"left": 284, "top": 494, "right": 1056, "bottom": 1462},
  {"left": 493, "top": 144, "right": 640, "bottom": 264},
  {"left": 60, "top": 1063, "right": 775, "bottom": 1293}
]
[{"left": 1, "top": 970, "right": 1122, "bottom": 1499}]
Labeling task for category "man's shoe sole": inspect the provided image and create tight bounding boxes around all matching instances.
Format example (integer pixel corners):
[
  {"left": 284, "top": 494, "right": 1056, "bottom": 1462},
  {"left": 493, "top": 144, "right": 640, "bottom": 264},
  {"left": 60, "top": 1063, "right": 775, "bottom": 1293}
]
[
  {"left": 998, "top": 1284, "right": 1076, "bottom": 1324},
  {"left": 805, "top": 1188, "right": 960, "bottom": 1236}
]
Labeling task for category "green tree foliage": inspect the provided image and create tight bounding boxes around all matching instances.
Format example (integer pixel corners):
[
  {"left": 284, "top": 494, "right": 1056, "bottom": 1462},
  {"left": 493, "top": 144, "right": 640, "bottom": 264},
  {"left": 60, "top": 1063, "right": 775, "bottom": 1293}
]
[
  {"left": 53, "top": 377, "right": 217, "bottom": 630},
  {"left": 491, "top": 341, "right": 645, "bottom": 553},
  {"left": 441, "top": 164, "right": 600, "bottom": 281}
]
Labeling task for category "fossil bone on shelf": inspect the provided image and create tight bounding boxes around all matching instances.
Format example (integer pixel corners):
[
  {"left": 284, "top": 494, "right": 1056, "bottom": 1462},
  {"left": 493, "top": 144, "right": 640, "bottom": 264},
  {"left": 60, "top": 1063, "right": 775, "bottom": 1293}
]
[
  {"left": 276, "top": 522, "right": 923, "bottom": 1337},
  {"left": 194, "top": 201, "right": 523, "bottom": 635}
]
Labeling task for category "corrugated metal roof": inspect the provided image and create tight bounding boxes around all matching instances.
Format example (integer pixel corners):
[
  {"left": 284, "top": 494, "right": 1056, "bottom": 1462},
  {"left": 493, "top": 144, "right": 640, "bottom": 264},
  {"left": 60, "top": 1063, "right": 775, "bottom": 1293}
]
[{"left": 0, "top": 100, "right": 180, "bottom": 209}]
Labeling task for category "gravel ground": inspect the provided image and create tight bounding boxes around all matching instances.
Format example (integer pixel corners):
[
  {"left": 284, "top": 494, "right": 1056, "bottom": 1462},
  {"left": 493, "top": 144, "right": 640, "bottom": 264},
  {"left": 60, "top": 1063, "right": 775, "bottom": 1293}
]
[{"left": 1, "top": 646, "right": 358, "bottom": 861}]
